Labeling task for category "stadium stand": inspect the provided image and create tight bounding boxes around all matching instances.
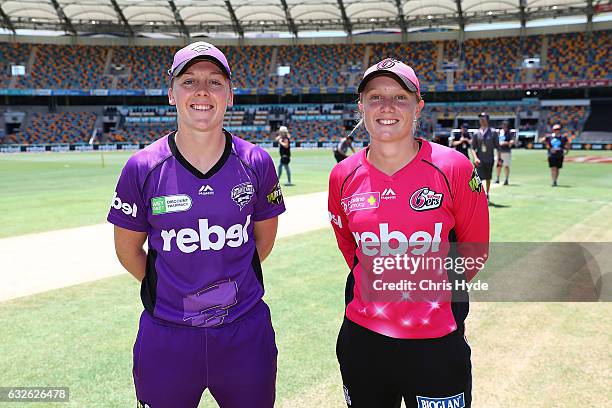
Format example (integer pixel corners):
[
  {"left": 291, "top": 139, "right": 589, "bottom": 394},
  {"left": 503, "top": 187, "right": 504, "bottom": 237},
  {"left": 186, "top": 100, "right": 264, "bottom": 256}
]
[
  {"left": 540, "top": 105, "right": 590, "bottom": 141},
  {"left": 370, "top": 41, "right": 445, "bottom": 86},
  {"left": 0, "top": 42, "right": 32, "bottom": 89},
  {"left": 456, "top": 36, "right": 525, "bottom": 85},
  {"left": 14, "top": 45, "right": 110, "bottom": 89},
  {"left": 0, "top": 31, "right": 609, "bottom": 91},
  {"left": 10, "top": 112, "right": 97, "bottom": 145},
  {"left": 277, "top": 44, "right": 363, "bottom": 89},
  {"left": 1, "top": 101, "right": 594, "bottom": 146}
]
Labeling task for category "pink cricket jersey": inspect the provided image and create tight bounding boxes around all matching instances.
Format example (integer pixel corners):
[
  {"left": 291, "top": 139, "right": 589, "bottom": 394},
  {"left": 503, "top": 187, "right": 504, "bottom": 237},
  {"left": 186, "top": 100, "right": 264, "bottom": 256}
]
[{"left": 328, "top": 139, "right": 489, "bottom": 339}]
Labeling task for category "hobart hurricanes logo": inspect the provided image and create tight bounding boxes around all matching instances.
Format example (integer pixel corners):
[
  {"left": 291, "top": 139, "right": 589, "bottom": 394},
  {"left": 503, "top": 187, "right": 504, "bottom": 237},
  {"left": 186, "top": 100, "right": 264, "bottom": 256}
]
[
  {"left": 231, "top": 182, "right": 255, "bottom": 210},
  {"left": 410, "top": 188, "right": 443, "bottom": 211}
]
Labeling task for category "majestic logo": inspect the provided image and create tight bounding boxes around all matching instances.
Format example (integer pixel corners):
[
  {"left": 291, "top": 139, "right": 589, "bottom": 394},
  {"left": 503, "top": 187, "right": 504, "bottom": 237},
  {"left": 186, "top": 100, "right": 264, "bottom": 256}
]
[
  {"left": 377, "top": 58, "right": 398, "bottom": 70},
  {"left": 151, "top": 194, "right": 192, "bottom": 215},
  {"left": 111, "top": 191, "right": 138, "bottom": 218},
  {"left": 410, "top": 188, "right": 443, "bottom": 211},
  {"left": 352, "top": 222, "right": 443, "bottom": 256},
  {"left": 341, "top": 192, "right": 380, "bottom": 214},
  {"left": 416, "top": 392, "right": 465, "bottom": 408},
  {"left": 328, "top": 211, "right": 343, "bottom": 228},
  {"left": 267, "top": 182, "right": 284, "bottom": 205},
  {"left": 231, "top": 182, "right": 255, "bottom": 210},
  {"left": 161, "top": 215, "right": 251, "bottom": 253},
  {"left": 199, "top": 185, "right": 214, "bottom": 196},
  {"left": 468, "top": 168, "right": 482, "bottom": 193},
  {"left": 343, "top": 385, "right": 352, "bottom": 406},
  {"left": 381, "top": 188, "right": 396, "bottom": 200}
]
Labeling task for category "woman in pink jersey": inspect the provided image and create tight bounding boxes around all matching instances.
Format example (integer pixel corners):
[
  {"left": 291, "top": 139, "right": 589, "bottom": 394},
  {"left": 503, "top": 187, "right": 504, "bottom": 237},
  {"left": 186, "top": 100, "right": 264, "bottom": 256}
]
[{"left": 328, "top": 59, "right": 489, "bottom": 408}]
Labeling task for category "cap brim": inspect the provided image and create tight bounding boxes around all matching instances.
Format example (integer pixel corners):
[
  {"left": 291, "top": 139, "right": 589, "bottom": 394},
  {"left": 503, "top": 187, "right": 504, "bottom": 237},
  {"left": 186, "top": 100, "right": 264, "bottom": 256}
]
[
  {"left": 357, "top": 70, "right": 418, "bottom": 94},
  {"left": 171, "top": 55, "right": 231, "bottom": 79}
]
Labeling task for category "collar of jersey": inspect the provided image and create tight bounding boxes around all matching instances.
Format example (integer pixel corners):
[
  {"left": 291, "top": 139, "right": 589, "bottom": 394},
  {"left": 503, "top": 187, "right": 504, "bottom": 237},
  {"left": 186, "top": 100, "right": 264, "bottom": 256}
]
[
  {"left": 361, "top": 138, "right": 426, "bottom": 180},
  {"left": 168, "top": 129, "right": 233, "bottom": 179}
]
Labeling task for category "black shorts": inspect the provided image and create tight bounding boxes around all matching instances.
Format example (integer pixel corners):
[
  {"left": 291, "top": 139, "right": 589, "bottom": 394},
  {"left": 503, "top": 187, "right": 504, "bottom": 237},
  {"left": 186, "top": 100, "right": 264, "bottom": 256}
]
[
  {"left": 476, "top": 162, "right": 494, "bottom": 181},
  {"left": 336, "top": 318, "right": 472, "bottom": 408},
  {"left": 280, "top": 155, "right": 290, "bottom": 165},
  {"left": 334, "top": 151, "right": 347, "bottom": 163},
  {"left": 548, "top": 155, "right": 564, "bottom": 168}
]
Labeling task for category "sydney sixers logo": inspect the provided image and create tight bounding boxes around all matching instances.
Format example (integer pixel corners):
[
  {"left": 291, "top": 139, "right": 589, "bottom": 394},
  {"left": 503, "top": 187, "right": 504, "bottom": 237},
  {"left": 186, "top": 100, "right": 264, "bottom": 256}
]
[{"left": 410, "top": 187, "right": 443, "bottom": 211}]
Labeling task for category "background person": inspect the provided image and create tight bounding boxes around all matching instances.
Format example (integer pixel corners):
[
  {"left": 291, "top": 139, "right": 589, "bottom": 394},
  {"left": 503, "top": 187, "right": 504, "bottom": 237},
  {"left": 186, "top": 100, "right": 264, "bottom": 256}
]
[
  {"left": 334, "top": 135, "right": 355, "bottom": 162},
  {"left": 275, "top": 125, "right": 292, "bottom": 185},
  {"left": 470, "top": 112, "right": 500, "bottom": 205},
  {"left": 495, "top": 120, "right": 515, "bottom": 185},
  {"left": 540, "top": 123, "right": 570, "bottom": 186},
  {"left": 452, "top": 122, "right": 472, "bottom": 159}
]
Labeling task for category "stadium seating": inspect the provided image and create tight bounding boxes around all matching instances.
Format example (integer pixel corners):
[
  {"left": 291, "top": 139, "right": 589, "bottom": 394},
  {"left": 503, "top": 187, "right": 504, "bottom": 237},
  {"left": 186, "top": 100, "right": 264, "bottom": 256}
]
[
  {"left": 0, "top": 42, "right": 32, "bottom": 88},
  {"left": 277, "top": 44, "right": 363, "bottom": 88},
  {"left": 12, "top": 112, "right": 97, "bottom": 145},
  {"left": 541, "top": 105, "right": 589, "bottom": 141},
  {"left": 535, "top": 31, "right": 612, "bottom": 82},
  {"left": 369, "top": 41, "right": 445, "bottom": 86},
  {"left": 0, "top": 31, "right": 609, "bottom": 90},
  {"left": 14, "top": 45, "right": 110, "bottom": 89},
  {"left": 456, "top": 37, "right": 525, "bottom": 85}
]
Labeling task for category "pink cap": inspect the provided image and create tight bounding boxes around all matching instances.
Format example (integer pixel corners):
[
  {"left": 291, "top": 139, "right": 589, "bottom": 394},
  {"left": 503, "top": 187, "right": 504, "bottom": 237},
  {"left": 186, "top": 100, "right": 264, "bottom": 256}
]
[
  {"left": 358, "top": 58, "right": 420, "bottom": 97},
  {"left": 168, "top": 42, "right": 231, "bottom": 79}
]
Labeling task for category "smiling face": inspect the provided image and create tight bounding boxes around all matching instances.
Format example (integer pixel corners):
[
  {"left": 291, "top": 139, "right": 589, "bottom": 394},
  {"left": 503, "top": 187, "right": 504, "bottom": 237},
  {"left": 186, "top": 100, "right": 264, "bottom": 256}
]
[
  {"left": 358, "top": 75, "right": 424, "bottom": 144},
  {"left": 168, "top": 60, "right": 233, "bottom": 135}
]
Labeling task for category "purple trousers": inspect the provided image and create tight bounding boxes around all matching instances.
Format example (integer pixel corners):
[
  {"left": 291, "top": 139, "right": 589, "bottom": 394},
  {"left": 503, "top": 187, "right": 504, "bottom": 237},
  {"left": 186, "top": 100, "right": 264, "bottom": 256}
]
[{"left": 133, "top": 301, "right": 277, "bottom": 407}]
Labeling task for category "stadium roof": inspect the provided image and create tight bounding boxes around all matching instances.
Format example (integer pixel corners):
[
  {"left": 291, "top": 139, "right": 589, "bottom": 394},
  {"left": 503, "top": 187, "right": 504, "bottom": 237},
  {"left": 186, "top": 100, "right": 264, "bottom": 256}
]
[{"left": 0, "top": 0, "right": 609, "bottom": 37}]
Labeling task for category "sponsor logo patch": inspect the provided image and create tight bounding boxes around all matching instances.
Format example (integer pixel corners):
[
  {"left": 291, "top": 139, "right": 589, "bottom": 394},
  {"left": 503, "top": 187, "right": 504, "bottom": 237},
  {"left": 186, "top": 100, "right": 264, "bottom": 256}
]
[
  {"left": 151, "top": 194, "right": 192, "bottom": 215},
  {"left": 111, "top": 191, "right": 138, "bottom": 218},
  {"left": 416, "top": 393, "right": 465, "bottom": 408},
  {"left": 468, "top": 168, "right": 482, "bottom": 193},
  {"left": 341, "top": 192, "right": 380, "bottom": 214},
  {"left": 410, "top": 187, "right": 443, "bottom": 211},
  {"left": 266, "top": 182, "right": 284, "bottom": 205},
  {"left": 231, "top": 182, "right": 255, "bottom": 209}
]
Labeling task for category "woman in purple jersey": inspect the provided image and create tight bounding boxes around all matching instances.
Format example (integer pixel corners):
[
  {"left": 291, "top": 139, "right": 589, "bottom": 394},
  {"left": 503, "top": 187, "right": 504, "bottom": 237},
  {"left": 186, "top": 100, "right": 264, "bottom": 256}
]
[{"left": 109, "top": 42, "right": 284, "bottom": 408}]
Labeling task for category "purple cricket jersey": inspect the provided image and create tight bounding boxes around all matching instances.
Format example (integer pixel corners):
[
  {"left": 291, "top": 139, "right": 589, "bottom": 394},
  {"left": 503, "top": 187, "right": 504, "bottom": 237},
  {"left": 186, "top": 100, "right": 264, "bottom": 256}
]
[{"left": 108, "top": 130, "right": 285, "bottom": 327}]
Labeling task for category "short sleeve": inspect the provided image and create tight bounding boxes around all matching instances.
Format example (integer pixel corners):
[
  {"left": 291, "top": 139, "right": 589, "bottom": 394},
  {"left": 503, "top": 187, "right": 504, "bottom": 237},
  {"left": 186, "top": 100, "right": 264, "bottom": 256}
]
[
  {"left": 107, "top": 157, "right": 148, "bottom": 232},
  {"left": 451, "top": 158, "right": 490, "bottom": 280},
  {"left": 328, "top": 167, "right": 357, "bottom": 269},
  {"left": 253, "top": 149, "right": 286, "bottom": 222}
]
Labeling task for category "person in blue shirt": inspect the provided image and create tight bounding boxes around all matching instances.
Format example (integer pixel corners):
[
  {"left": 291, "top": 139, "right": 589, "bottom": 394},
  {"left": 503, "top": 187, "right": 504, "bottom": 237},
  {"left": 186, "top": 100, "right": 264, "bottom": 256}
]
[{"left": 540, "top": 123, "right": 570, "bottom": 187}]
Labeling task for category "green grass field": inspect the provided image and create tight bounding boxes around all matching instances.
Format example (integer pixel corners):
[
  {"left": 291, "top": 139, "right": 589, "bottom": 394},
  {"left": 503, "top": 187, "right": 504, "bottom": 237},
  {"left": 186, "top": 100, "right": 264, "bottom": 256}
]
[{"left": 1, "top": 148, "right": 611, "bottom": 407}]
